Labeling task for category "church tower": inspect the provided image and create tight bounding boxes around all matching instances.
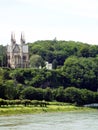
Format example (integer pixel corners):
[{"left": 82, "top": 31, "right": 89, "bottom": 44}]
[
  {"left": 10, "top": 32, "right": 16, "bottom": 68},
  {"left": 20, "top": 33, "right": 24, "bottom": 68},
  {"left": 20, "top": 32, "right": 25, "bottom": 44},
  {"left": 11, "top": 32, "right": 16, "bottom": 45}
]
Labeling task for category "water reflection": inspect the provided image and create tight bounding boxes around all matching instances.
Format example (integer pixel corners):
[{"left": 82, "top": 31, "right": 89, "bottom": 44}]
[{"left": 0, "top": 112, "right": 98, "bottom": 130}]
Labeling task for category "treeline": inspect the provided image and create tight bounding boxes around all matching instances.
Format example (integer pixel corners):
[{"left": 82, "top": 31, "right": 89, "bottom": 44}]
[
  {"left": 28, "top": 40, "right": 98, "bottom": 66},
  {"left": 21, "top": 86, "right": 98, "bottom": 106},
  {"left": 1, "top": 40, "right": 98, "bottom": 68},
  {"left": 0, "top": 86, "right": 98, "bottom": 106},
  {"left": 1, "top": 59, "right": 98, "bottom": 95},
  {"left": 1, "top": 67, "right": 98, "bottom": 105},
  {"left": 2, "top": 55, "right": 98, "bottom": 91}
]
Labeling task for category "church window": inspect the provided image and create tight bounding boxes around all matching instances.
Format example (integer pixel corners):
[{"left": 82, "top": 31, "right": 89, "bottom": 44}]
[
  {"left": 8, "top": 56, "right": 10, "bottom": 59},
  {"left": 23, "top": 56, "right": 26, "bottom": 61}
]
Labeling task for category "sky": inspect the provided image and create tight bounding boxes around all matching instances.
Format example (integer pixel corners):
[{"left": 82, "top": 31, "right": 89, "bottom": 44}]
[{"left": 0, "top": 0, "right": 98, "bottom": 45}]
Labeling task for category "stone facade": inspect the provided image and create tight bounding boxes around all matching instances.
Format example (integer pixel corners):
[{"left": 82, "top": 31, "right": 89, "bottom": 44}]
[{"left": 7, "top": 33, "right": 29, "bottom": 68}]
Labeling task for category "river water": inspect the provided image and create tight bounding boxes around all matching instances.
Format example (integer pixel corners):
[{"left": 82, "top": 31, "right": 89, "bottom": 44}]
[{"left": 0, "top": 111, "right": 98, "bottom": 130}]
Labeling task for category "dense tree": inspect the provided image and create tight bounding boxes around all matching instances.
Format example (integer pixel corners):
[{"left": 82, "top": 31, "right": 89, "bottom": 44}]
[
  {"left": 4, "top": 80, "right": 17, "bottom": 99},
  {"left": 15, "top": 84, "right": 24, "bottom": 99},
  {"left": 28, "top": 40, "right": 98, "bottom": 66},
  {"left": 10, "top": 69, "right": 25, "bottom": 84},
  {"left": 64, "top": 87, "right": 97, "bottom": 105},
  {"left": 64, "top": 87, "right": 83, "bottom": 105},
  {"left": 44, "top": 87, "right": 53, "bottom": 101},
  {"left": 21, "top": 87, "right": 44, "bottom": 100},
  {"left": 21, "top": 87, "right": 37, "bottom": 100},
  {"left": 30, "top": 54, "right": 45, "bottom": 68},
  {"left": 62, "top": 56, "right": 98, "bottom": 91},
  {"left": 0, "top": 83, "right": 6, "bottom": 99},
  {"left": 55, "top": 86, "right": 65, "bottom": 102},
  {"left": 0, "top": 45, "right": 7, "bottom": 67}
]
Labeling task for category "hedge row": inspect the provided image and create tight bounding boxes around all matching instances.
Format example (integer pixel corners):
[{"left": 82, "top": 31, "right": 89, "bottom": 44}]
[{"left": 0, "top": 99, "right": 49, "bottom": 107}]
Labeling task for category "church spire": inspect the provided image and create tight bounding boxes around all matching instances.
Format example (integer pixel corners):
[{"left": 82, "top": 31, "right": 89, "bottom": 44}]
[
  {"left": 11, "top": 32, "right": 16, "bottom": 45},
  {"left": 20, "top": 32, "right": 25, "bottom": 44}
]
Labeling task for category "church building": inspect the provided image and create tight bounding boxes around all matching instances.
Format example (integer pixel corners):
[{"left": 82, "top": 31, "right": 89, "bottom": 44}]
[{"left": 7, "top": 33, "right": 29, "bottom": 68}]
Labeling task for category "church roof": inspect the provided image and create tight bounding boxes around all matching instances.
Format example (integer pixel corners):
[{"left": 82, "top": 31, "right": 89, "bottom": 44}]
[
  {"left": 7, "top": 44, "right": 28, "bottom": 53},
  {"left": 13, "top": 44, "right": 20, "bottom": 53}
]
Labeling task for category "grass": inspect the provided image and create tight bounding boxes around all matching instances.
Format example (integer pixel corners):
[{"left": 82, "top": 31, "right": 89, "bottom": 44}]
[{"left": 0, "top": 102, "right": 97, "bottom": 116}]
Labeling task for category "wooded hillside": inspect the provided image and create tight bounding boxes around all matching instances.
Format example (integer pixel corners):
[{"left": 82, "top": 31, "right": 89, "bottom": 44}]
[{"left": 0, "top": 40, "right": 98, "bottom": 105}]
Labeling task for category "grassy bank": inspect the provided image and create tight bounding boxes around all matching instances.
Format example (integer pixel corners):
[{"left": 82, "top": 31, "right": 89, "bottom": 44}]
[{"left": 0, "top": 102, "right": 97, "bottom": 116}]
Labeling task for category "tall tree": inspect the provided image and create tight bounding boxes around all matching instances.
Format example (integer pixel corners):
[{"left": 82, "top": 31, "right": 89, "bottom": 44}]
[{"left": 30, "top": 54, "right": 45, "bottom": 68}]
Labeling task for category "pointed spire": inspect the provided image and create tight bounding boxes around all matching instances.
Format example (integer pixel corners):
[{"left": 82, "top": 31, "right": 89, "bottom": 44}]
[
  {"left": 11, "top": 32, "right": 16, "bottom": 44},
  {"left": 20, "top": 32, "right": 25, "bottom": 44}
]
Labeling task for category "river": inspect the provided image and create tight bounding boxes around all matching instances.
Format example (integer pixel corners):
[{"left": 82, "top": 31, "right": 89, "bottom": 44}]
[{"left": 0, "top": 111, "right": 98, "bottom": 130}]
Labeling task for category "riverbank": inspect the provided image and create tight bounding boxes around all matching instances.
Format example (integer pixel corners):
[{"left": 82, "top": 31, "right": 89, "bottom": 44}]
[{"left": 0, "top": 102, "right": 97, "bottom": 116}]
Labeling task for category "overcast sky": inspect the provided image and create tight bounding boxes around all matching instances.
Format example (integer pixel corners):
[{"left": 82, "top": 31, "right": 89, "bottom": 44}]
[{"left": 0, "top": 0, "right": 98, "bottom": 45}]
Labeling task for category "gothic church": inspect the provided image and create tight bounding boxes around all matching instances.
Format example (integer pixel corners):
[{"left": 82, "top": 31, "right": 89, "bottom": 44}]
[{"left": 7, "top": 33, "right": 29, "bottom": 68}]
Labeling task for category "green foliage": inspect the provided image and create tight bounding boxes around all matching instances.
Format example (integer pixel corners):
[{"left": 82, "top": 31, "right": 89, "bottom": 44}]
[
  {"left": 0, "top": 99, "right": 48, "bottom": 107},
  {"left": 10, "top": 69, "right": 25, "bottom": 84},
  {"left": 4, "top": 80, "right": 17, "bottom": 99},
  {"left": 62, "top": 56, "right": 98, "bottom": 91},
  {"left": 1, "top": 40, "right": 98, "bottom": 105},
  {"left": 21, "top": 87, "right": 44, "bottom": 100},
  {"left": 0, "top": 45, "right": 7, "bottom": 67},
  {"left": 28, "top": 40, "right": 98, "bottom": 66},
  {"left": 0, "top": 84, "right": 5, "bottom": 99},
  {"left": 44, "top": 87, "right": 53, "bottom": 101},
  {"left": 64, "top": 87, "right": 97, "bottom": 106},
  {"left": 55, "top": 86, "right": 65, "bottom": 102},
  {"left": 30, "top": 54, "right": 45, "bottom": 68},
  {"left": 64, "top": 87, "right": 83, "bottom": 105},
  {"left": 52, "top": 59, "right": 58, "bottom": 69}
]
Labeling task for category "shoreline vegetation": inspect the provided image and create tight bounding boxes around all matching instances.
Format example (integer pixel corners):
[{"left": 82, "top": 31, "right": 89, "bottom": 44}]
[{"left": 0, "top": 100, "right": 97, "bottom": 116}]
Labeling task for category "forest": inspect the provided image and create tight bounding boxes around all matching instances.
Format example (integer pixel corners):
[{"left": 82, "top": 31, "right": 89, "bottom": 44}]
[{"left": 0, "top": 40, "right": 98, "bottom": 105}]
